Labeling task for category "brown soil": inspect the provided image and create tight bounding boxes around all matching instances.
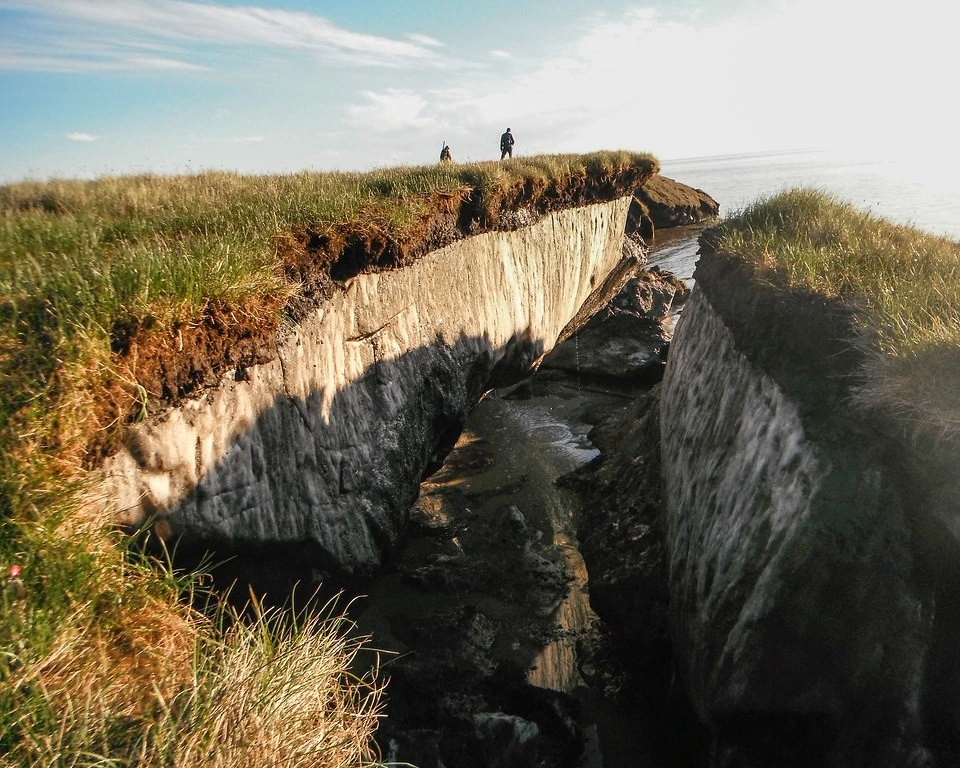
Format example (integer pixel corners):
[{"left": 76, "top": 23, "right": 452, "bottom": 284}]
[
  {"left": 628, "top": 174, "right": 719, "bottom": 235},
  {"left": 87, "top": 296, "right": 283, "bottom": 464}
]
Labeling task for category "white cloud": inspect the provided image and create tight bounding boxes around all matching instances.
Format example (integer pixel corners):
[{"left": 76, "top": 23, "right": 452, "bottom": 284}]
[
  {"left": 9, "top": 0, "right": 958, "bottom": 178},
  {"left": 0, "top": 49, "right": 204, "bottom": 72},
  {"left": 346, "top": 89, "right": 434, "bottom": 132},
  {"left": 408, "top": 33, "right": 444, "bottom": 48},
  {"left": 0, "top": 0, "right": 449, "bottom": 71},
  {"left": 420, "top": 0, "right": 960, "bottom": 162},
  {"left": 124, "top": 55, "right": 208, "bottom": 71},
  {"left": 332, "top": 0, "right": 960, "bottom": 170},
  {"left": 65, "top": 132, "right": 96, "bottom": 142}
]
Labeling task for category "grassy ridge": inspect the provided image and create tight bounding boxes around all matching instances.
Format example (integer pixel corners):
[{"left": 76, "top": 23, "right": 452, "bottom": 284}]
[
  {"left": 0, "top": 152, "right": 656, "bottom": 766},
  {"left": 1, "top": 152, "right": 657, "bottom": 336},
  {"left": 717, "top": 188, "right": 960, "bottom": 436}
]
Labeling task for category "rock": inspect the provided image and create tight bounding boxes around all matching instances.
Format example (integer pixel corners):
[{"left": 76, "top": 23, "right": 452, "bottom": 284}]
[
  {"left": 378, "top": 610, "right": 585, "bottom": 768},
  {"left": 409, "top": 495, "right": 455, "bottom": 537},
  {"left": 542, "top": 315, "right": 666, "bottom": 381},
  {"left": 400, "top": 563, "right": 458, "bottom": 592},
  {"left": 524, "top": 549, "right": 567, "bottom": 593},
  {"left": 541, "top": 270, "right": 688, "bottom": 382},
  {"left": 610, "top": 268, "right": 688, "bottom": 318},
  {"left": 383, "top": 730, "right": 446, "bottom": 768},
  {"left": 466, "top": 712, "right": 540, "bottom": 768},
  {"left": 497, "top": 504, "right": 527, "bottom": 533}
]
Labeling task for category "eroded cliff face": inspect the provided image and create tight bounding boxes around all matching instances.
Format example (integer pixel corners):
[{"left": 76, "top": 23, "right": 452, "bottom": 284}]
[
  {"left": 101, "top": 199, "right": 632, "bottom": 574},
  {"left": 659, "top": 249, "right": 960, "bottom": 766}
]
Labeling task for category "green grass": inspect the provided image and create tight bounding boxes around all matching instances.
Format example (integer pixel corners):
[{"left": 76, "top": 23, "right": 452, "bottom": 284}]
[
  {"left": 1, "top": 152, "right": 657, "bottom": 337},
  {"left": 0, "top": 151, "right": 657, "bottom": 766},
  {"left": 717, "top": 188, "right": 960, "bottom": 436},
  {"left": 718, "top": 188, "right": 960, "bottom": 356}
]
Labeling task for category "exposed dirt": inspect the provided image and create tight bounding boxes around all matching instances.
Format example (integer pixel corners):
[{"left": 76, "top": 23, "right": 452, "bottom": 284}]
[
  {"left": 628, "top": 174, "right": 719, "bottom": 239},
  {"left": 85, "top": 296, "right": 284, "bottom": 464}
]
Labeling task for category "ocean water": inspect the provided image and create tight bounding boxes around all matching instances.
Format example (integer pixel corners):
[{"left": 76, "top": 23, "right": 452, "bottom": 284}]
[{"left": 660, "top": 149, "right": 960, "bottom": 242}]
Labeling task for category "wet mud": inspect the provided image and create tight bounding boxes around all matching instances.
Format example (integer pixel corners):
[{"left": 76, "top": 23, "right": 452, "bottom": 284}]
[{"left": 355, "top": 231, "right": 707, "bottom": 766}]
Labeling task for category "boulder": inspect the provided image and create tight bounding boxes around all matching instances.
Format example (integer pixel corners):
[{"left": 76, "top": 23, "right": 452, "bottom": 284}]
[
  {"left": 627, "top": 174, "right": 719, "bottom": 239},
  {"left": 541, "top": 269, "right": 688, "bottom": 382}
]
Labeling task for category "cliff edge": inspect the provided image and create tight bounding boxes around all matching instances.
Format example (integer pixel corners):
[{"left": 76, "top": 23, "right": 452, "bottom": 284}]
[
  {"left": 102, "top": 199, "right": 635, "bottom": 574},
  {"left": 659, "top": 244, "right": 960, "bottom": 766}
]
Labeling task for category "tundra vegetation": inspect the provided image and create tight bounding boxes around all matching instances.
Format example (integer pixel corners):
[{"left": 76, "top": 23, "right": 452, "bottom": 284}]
[
  {"left": 0, "top": 152, "right": 657, "bottom": 766},
  {"left": 717, "top": 188, "right": 960, "bottom": 438}
]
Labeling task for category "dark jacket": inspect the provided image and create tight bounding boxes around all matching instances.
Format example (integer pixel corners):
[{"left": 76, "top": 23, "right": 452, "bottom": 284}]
[{"left": 500, "top": 131, "right": 514, "bottom": 151}]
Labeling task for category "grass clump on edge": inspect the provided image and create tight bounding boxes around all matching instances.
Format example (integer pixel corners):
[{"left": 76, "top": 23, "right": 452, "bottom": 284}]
[
  {"left": 1, "top": 151, "right": 658, "bottom": 444},
  {"left": 716, "top": 188, "right": 960, "bottom": 438},
  {"left": 0, "top": 512, "right": 384, "bottom": 767},
  {"left": 159, "top": 595, "right": 384, "bottom": 768},
  {"left": 0, "top": 151, "right": 658, "bottom": 347}
]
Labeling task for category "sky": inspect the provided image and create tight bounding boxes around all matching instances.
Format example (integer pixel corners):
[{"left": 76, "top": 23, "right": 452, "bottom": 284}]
[{"left": 1, "top": 0, "right": 958, "bottom": 182}]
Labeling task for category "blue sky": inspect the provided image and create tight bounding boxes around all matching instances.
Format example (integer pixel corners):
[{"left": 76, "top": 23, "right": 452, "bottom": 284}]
[{"left": 0, "top": 0, "right": 956, "bottom": 181}]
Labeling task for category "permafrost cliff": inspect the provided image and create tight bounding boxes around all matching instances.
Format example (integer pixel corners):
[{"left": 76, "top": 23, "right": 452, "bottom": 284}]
[
  {"left": 658, "top": 246, "right": 960, "bottom": 766},
  {"left": 103, "top": 198, "right": 633, "bottom": 573}
]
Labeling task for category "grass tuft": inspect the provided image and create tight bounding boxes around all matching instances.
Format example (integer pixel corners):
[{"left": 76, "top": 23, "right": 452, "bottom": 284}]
[
  {"left": 0, "top": 508, "right": 384, "bottom": 767},
  {"left": 717, "top": 188, "right": 960, "bottom": 438}
]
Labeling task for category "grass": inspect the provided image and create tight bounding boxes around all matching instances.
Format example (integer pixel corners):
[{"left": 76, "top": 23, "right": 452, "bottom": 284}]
[
  {"left": 0, "top": 152, "right": 657, "bottom": 766},
  {"left": 0, "top": 542, "right": 384, "bottom": 767},
  {"left": 1, "top": 151, "right": 658, "bottom": 447},
  {"left": 0, "top": 152, "right": 657, "bottom": 338},
  {"left": 716, "top": 188, "right": 960, "bottom": 437}
]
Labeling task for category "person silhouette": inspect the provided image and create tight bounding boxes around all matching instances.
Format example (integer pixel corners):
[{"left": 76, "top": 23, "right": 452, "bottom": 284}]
[{"left": 499, "top": 128, "right": 514, "bottom": 160}]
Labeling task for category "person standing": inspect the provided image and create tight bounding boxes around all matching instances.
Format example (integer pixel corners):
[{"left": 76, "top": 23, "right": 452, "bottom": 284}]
[
  {"left": 500, "top": 128, "right": 514, "bottom": 160},
  {"left": 440, "top": 144, "right": 452, "bottom": 163}
]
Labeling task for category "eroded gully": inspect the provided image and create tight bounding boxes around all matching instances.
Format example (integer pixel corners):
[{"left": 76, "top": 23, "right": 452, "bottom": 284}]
[{"left": 353, "top": 229, "right": 704, "bottom": 767}]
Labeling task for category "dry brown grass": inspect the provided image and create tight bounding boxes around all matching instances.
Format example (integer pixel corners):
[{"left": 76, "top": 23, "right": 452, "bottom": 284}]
[
  {"left": 170, "top": 601, "right": 384, "bottom": 768},
  {"left": 1, "top": 488, "right": 383, "bottom": 766},
  {"left": 2, "top": 565, "right": 383, "bottom": 767}
]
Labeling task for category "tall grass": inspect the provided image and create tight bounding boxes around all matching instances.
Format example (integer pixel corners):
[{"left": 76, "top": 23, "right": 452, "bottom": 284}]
[
  {"left": 1, "top": 551, "right": 384, "bottom": 767},
  {"left": 717, "top": 188, "right": 960, "bottom": 436},
  {"left": 169, "top": 598, "right": 383, "bottom": 768}
]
